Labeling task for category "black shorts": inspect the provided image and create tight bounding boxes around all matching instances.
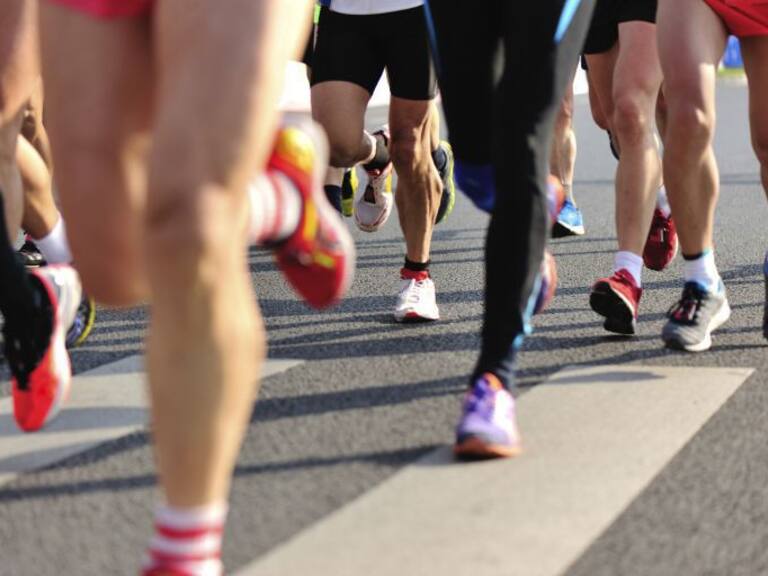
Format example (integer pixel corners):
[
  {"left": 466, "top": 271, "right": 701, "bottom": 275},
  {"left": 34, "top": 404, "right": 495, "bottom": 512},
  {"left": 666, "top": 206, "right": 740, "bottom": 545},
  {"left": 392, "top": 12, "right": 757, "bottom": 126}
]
[
  {"left": 583, "top": 0, "right": 657, "bottom": 54},
  {"left": 311, "top": 6, "right": 438, "bottom": 101},
  {"left": 301, "top": 25, "right": 315, "bottom": 67}
]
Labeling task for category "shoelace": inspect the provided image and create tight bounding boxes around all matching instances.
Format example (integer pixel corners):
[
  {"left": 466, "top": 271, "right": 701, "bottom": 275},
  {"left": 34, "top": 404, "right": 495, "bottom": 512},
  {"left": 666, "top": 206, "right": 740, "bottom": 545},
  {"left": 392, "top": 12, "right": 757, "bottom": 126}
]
[
  {"left": 404, "top": 280, "right": 428, "bottom": 304},
  {"left": 668, "top": 284, "right": 704, "bottom": 324}
]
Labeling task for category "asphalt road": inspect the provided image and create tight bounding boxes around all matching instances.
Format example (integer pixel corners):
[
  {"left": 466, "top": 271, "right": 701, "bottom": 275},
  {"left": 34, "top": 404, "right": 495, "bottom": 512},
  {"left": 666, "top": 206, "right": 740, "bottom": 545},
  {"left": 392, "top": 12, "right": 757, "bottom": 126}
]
[{"left": 0, "top": 80, "right": 766, "bottom": 576}]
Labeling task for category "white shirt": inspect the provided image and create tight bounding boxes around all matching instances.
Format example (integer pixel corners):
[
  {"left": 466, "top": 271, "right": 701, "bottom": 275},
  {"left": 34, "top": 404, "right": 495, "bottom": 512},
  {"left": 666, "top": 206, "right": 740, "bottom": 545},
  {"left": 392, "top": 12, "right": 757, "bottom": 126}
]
[{"left": 320, "top": 0, "right": 424, "bottom": 15}]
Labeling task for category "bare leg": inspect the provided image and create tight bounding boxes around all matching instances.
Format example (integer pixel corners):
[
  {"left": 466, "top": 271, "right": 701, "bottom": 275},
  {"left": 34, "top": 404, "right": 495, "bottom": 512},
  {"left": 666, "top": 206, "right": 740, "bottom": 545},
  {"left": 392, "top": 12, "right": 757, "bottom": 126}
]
[
  {"left": 611, "top": 22, "right": 663, "bottom": 256},
  {"left": 657, "top": 0, "right": 726, "bottom": 255},
  {"left": 17, "top": 134, "right": 58, "bottom": 239},
  {"left": 311, "top": 81, "right": 371, "bottom": 167},
  {"left": 0, "top": 0, "right": 38, "bottom": 242},
  {"left": 550, "top": 80, "right": 577, "bottom": 202},
  {"left": 390, "top": 97, "right": 441, "bottom": 263},
  {"left": 741, "top": 36, "right": 768, "bottom": 200}
]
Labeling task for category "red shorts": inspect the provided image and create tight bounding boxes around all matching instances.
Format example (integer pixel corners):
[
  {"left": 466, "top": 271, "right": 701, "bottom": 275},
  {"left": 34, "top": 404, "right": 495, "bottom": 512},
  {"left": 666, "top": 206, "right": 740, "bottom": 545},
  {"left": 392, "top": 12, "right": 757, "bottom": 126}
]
[
  {"left": 47, "top": 0, "right": 153, "bottom": 18},
  {"left": 703, "top": 0, "right": 768, "bottom": 37}
]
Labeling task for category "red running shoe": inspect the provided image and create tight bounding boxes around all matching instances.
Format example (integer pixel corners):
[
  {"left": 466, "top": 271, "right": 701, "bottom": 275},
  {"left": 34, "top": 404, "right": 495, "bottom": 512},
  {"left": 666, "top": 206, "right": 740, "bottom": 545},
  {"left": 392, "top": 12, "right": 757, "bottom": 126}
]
[
  {"left": 270, "top": 119, "right": 355, "bottom": 309},
  {"left": 11, "top": 265, "right": 81, "bottom": 432},
  {"left": 589, "top": 268, "right": 642, "bottom": 335},
  {"left": 643, "top": 208, "right": 678, "bottom": 271}
]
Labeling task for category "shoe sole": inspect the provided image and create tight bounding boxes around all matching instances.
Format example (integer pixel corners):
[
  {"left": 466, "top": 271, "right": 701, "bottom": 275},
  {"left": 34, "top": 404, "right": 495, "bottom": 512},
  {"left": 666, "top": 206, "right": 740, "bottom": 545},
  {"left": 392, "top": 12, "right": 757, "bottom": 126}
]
[
  {"left": 354, "top": 189, "right": 393, "bottom": 233},
  {"left": 590, "top": 282, "right": 636, "bottom": 335},
  {"left": 305, "top": 121, "right": 357, "bottom": 306},
  {"left": 663, "top": 298, "right": 732, "bottom": 353},
  {"left": 551, "top": 221, "right": 585, "bottom": 238},
  {"left": 395, "top": 311, "right": 440, "bottom": 323},
  {"left": 454, "top": 437, "right": 522, "bottom": 460},
  {"left": 68, "top": 298, "right": 96, "bottom": 348}
]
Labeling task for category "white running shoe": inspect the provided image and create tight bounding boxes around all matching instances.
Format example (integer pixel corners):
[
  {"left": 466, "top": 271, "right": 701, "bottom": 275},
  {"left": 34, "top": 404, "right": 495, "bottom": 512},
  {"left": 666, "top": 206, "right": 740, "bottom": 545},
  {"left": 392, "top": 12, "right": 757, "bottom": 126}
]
[
  {"left": 394, "top": 270, "right": 440, "bottom": 322},
  {"left": 355, "top": 126, "right": 393, "bottom": 232}
]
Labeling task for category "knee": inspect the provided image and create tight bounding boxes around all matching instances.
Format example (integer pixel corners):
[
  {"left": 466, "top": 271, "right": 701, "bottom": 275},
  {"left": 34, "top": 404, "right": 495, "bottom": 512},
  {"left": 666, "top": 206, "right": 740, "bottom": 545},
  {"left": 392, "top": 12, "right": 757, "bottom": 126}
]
[
  {"left": 668, "top": 101, "right": 714, "bottom": 151},
  {"left": 144, "top": 176, "right": 238, "bottom": 286},
  {"left": 75, "top": 240, "right": 147, "bottom": 307},
  {"left": 611, "top": 92, "right": 652, "bottom": 145},
  {"left": 328, "top": 139, "right": 362, "bottom": 168},
  {"left": 389, "top": 132, "right": 423, "bottom": 175}
]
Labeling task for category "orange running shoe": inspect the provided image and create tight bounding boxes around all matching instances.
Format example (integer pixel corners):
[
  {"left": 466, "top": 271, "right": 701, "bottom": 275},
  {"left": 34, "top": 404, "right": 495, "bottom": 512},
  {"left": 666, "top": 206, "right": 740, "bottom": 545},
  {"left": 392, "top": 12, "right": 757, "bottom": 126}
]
[
  {"left": 11, "top": 265, "right": 81, "bottom": 432},
  {"left": 269, "top": 119, "right": 355, "bottom": 309}
]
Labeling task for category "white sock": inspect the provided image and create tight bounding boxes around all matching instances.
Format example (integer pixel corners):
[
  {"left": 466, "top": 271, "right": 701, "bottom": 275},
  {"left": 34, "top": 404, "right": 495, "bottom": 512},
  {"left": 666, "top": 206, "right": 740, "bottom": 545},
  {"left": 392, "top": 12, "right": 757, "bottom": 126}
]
[
  {"left": 656, "top": 186, "right": 671, "bottom": 218},
  {"left": 614, "top": 251, "right": 643, "bottom": 287},
  {"left": 683, "top": 249, "right": 721, "bottom": 293},
  {"left": 248, "top": 172, "right": 302, "bottom": 244},
  {"left": 34, "top": 215, "right": 73, "bottom": 264},
  {"left": 144, "top": 503, "right": 227, "bottom": 576}
]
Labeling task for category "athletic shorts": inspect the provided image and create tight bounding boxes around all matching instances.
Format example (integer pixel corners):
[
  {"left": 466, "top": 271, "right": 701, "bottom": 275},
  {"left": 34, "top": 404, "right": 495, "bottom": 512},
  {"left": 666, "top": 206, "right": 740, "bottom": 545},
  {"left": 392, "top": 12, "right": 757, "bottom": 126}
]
[
  {"left": 703, "top": 0, "right": 768, "bottom": 37},
  {"left": 311, "top": 6, "right": 438, "bottom": 100},
  {"left": 583, "top": 0, "right": 657, "bottom": 54},
  {"left": 301, "top": 25, "right": 316, "bottom": 67},
  {"left": 46, "top": 0, "right": 153, "bottom": 18}
]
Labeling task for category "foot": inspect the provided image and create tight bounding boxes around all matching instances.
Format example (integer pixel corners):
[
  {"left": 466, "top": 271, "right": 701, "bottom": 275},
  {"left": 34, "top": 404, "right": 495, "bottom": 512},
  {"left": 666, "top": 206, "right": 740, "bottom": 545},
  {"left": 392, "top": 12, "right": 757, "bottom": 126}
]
[
  {"left": 17, "top": 238, "right": 46, "bottom": 268},
  {"left": 434, "top": 141, "right": 456, "bottom": 225},
  {"left": 534, "top": 250, "right": 557, "bottom": 315},
  {"left": 643, "top": 208, "right": 679, "bottom": 271},
  {"left": 662, "top": 281, "right": 731, "bottom": 352},
  {"left": 394, "top": 269, "right": 440, "bottom": 322},
  {"left": 270, "top": 120, "right": 356, "bottom": 309},
  {"left": 355, "top": 126, "right": 393, "bottom": 232},
  {"left": 66, "top": 293, "right": 96, "bottom": 348},
  {"left": 9, "top": 265, "right": 81, "bottom": 432},
  {"left": 590, "top": 269, "right": 642, "bottom": 335},
  {"left": 454, "top": 373, "right": 521, "bottom": 460},
  {"left": 341, "top": 167, "right": 358, "bottom": 218},
  {"left": 552, "top": 199, "right": 585, "bottom": 238}
]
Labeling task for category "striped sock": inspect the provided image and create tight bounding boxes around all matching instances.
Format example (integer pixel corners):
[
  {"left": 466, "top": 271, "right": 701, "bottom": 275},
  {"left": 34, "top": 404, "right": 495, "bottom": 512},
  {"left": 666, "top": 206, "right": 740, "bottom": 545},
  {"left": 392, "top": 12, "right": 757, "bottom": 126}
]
[
  {"left": 248, "top": 172, "right": 302, "bottom": 245},
  {"left": 143, "top": 503, "right": 227, "bottom": 576}
]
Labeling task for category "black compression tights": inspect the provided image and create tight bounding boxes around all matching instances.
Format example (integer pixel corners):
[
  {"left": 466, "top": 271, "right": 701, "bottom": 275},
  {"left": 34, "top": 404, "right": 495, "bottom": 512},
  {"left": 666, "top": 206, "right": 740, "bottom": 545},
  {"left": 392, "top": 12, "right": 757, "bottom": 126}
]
[{"left": 427, "top": 0, "right": 595, "bottom": 388}]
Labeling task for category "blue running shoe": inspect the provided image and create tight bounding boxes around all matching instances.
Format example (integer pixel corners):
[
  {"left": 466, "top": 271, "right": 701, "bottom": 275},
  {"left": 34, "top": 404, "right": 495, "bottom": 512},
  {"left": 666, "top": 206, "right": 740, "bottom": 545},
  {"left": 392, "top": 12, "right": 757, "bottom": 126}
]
[
  {"left": 454, "top": 373, "right": 522, "bottom": 460},
  {"left": 552, "top": 199, "right": 585, "bottom": 238}
]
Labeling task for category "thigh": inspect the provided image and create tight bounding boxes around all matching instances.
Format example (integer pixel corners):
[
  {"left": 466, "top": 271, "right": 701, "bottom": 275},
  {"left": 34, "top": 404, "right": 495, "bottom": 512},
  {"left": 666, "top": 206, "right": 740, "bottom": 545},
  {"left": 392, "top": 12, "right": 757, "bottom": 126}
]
[
  {"left": 741, "top": 35, "right": 768, "bottom": 158},
  {"left": 585, "top": 44, "right": 619, "bottom": 126},
  {"left": 0, "top": 0, "right": 39, "bottom": 125},
  {"left": 311, "top": 8, "right": 384, "bottom": 96},
  {"left": 656, "top": 0, "right": 726, "bottom": 111},
  {"left": 613, "top": 21, "right": 662, "bottom": 102},
  {"left": 40, "top": 2, "right": 153, "bottom": 303},
  {"left": 382, "top": 7, "right": 437, "bottom": 101},
  {"left": 389, "top": 97, "right": 432, "bottom": 146},
  {"left": 311, "top": 81, "right": 369, "bottom": 161},
  {"left": 152, "top": 0, "right": 311, "bottom": 200}
]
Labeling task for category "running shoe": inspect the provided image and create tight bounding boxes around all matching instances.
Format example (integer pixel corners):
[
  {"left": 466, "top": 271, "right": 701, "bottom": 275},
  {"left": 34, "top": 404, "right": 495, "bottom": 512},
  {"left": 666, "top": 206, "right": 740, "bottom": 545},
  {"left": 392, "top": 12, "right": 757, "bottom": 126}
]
[
  {"left": 662, "top": 281, "right": 731, "bottom": 352},
  {"left": 643, "top": 208, "right": 678, "bottom": 271},
  {"left": 9, "top": 265, "right": 81, "bottom": 432},
  {"left": 66, "top": 293, "right": 96, "bottom": 348},
  {"left": 355, "top": 126, "right": 393, "bottom": 232},
  {"left": 763, "top": 252, "right": 767, "bottom": 340},
  {"left": 270, "top": 120, "right": 355, "bottom": 310},
  {"left": 552, "top": 199, "right": 586, "bottom": 238},
  {"left": 434, "top": 141, "right": 456, "bottom": 225},
  {"left": 394, "top": 269, "right": 440, "bottom": 322},
  {"left": 589, "top": 269, "right": 642, "bottom": 335},
  {"left": 534, "top": 250, "right": 557, "bottom": 315},
  {"left": 18, "top": 237, "right": 45, "bottom": 268},
  {"left": 341, "top": 167, "right": 358, "bottom": 218},
  {"left": 454, "top": 373, "right": 521, "bottom": 460}
]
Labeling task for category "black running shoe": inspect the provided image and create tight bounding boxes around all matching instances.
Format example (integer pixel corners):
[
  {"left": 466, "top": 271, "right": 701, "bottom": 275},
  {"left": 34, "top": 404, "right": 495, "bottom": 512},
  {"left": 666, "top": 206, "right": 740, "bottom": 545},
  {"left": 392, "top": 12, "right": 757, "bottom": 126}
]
[
  {"left": 434, "top": 141, "right": 456, "bottom": 225},
  {"left": 18, "top": 239, "right": 45, "bottom": 268},
  {"left": 662, "top": 282, "right": 731, "bottom": 352}
]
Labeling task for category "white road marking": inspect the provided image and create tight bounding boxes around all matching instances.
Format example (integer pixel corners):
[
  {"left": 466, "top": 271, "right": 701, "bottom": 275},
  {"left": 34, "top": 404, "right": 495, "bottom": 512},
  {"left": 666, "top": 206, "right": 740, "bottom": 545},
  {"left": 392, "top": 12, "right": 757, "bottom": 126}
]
[
  {"left": 0, "top": 355, "right": 303, "bottom": 487},
  {"left": 236, "top": 364, "right": 752, "bottom": 576}
]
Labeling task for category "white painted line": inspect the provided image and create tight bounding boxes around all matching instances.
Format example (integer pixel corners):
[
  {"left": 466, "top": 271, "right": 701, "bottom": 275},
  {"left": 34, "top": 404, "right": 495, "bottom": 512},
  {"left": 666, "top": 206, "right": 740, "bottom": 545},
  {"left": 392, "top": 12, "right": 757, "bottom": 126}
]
[
  {"left": 236, "top": 364, "right": 752, "bottom": 576},
  {"left": 0, "top": 356, "right": 303, "bottom": 487}
]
